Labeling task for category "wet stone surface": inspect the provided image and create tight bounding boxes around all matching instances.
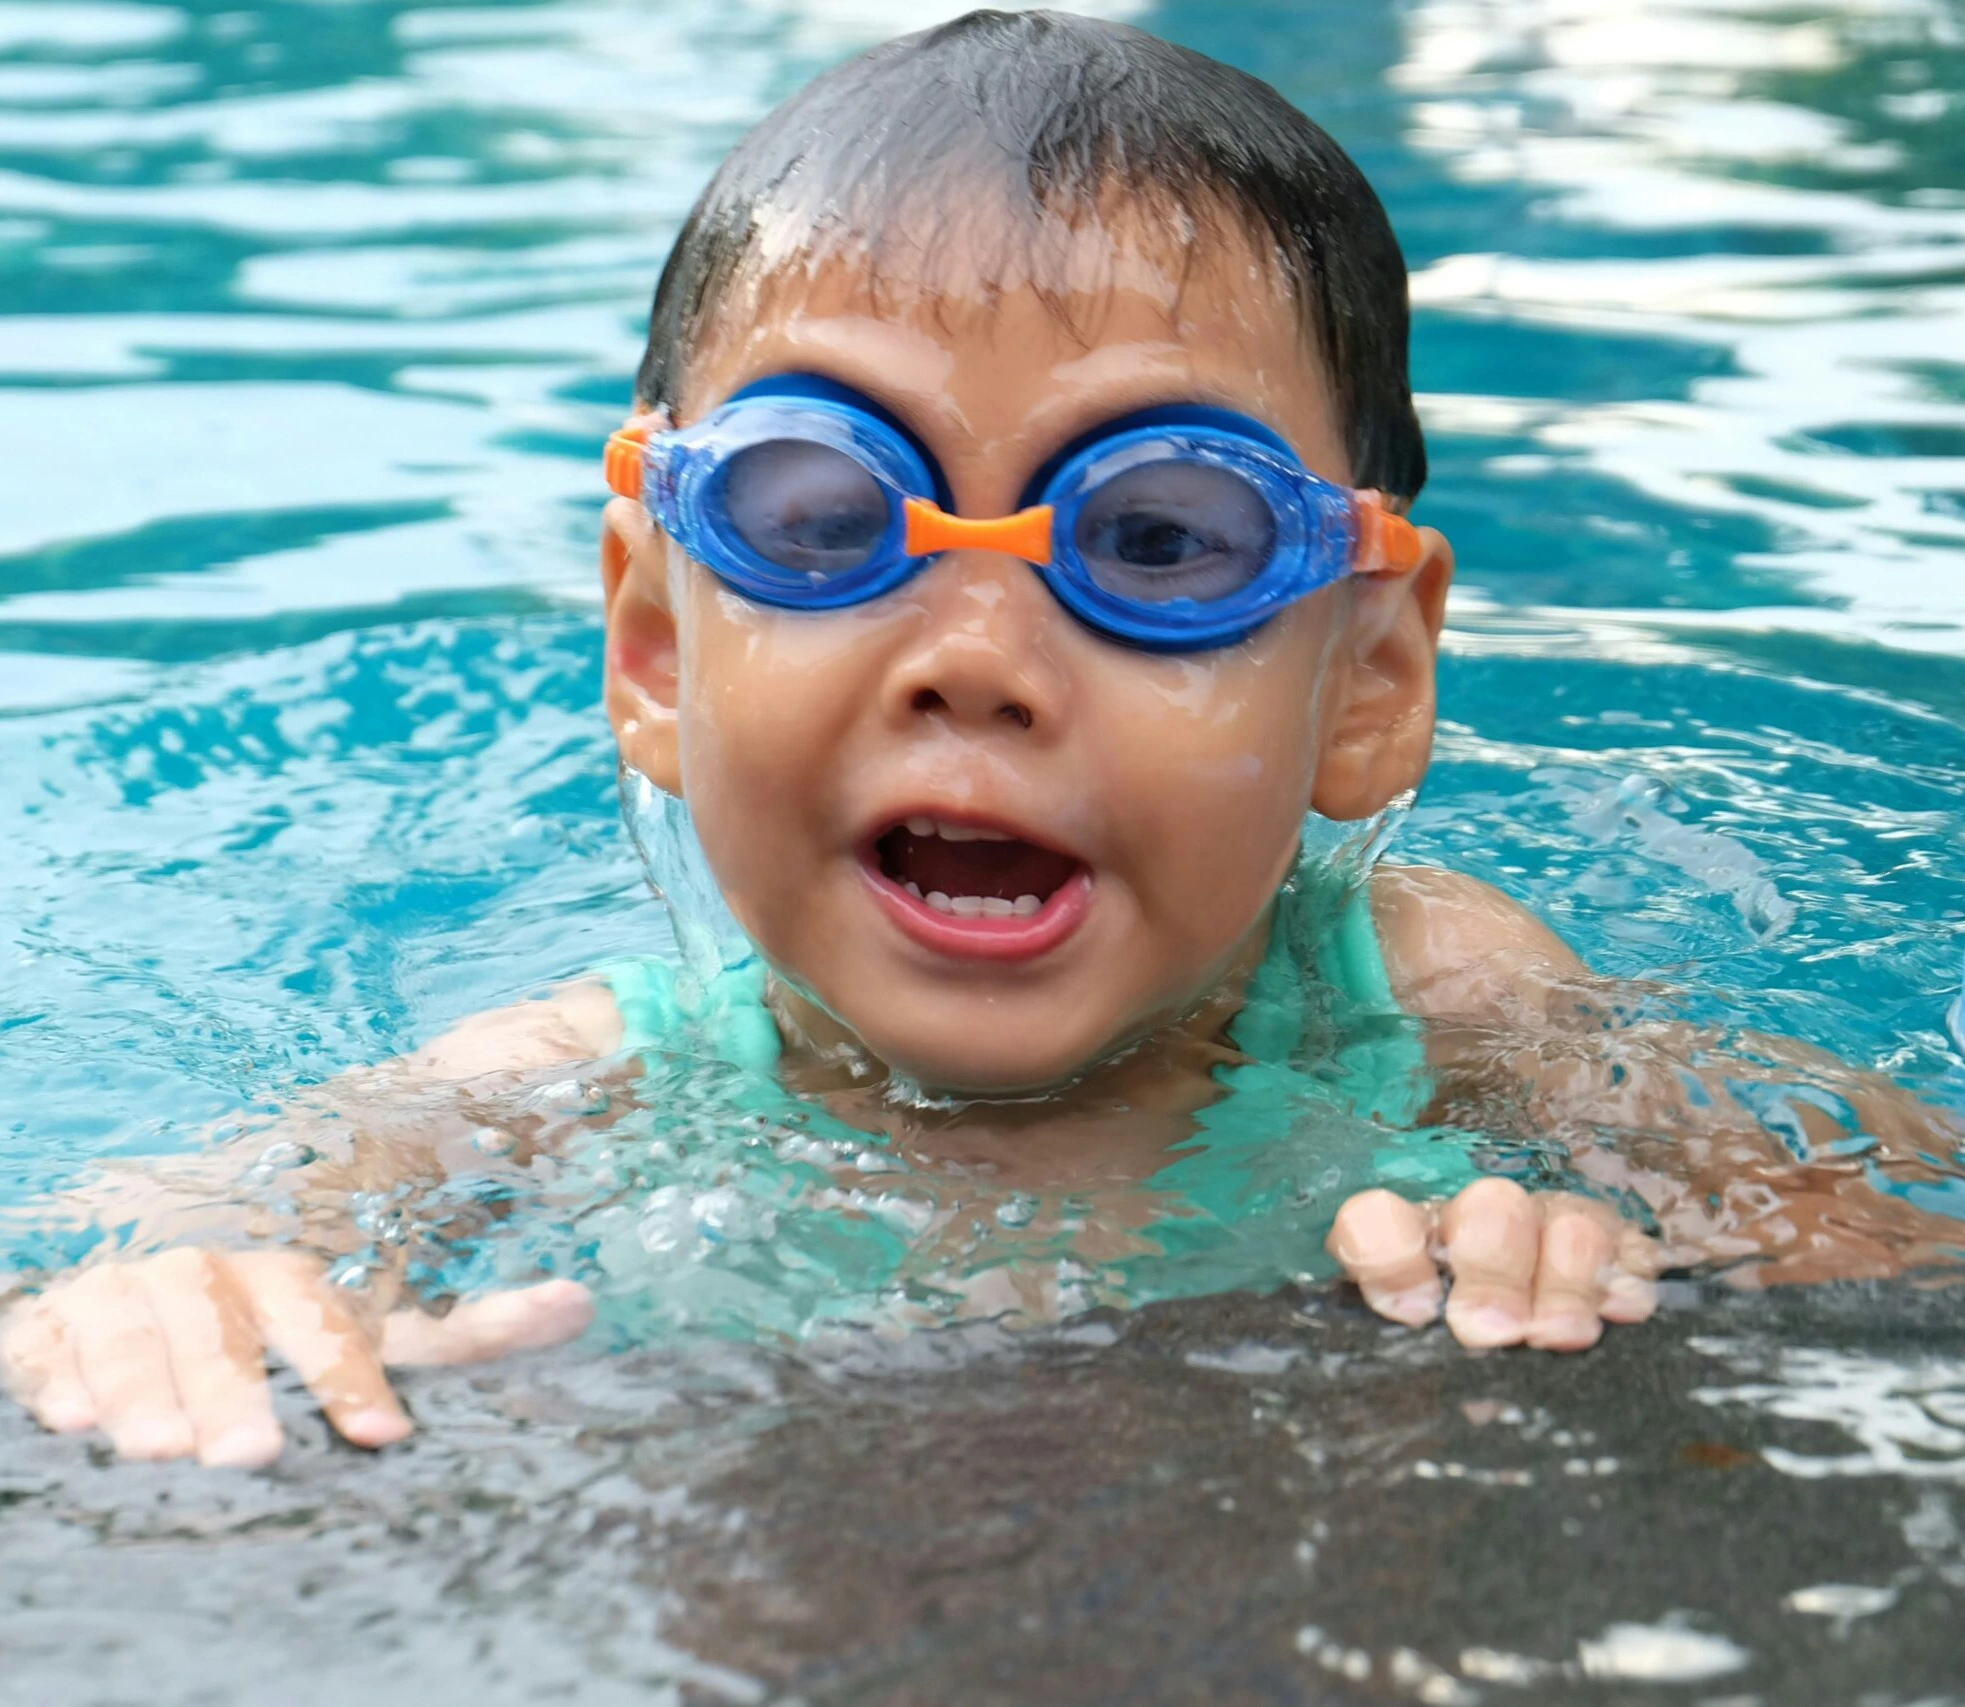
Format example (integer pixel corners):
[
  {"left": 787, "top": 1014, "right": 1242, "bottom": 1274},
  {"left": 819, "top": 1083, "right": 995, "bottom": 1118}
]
[{"left": 3, "top": 1283, "right": 1963, "bottom": 1706}]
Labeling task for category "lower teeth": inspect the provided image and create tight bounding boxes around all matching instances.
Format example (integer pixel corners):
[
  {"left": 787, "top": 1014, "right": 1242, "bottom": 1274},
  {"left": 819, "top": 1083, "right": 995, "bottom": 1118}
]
[{"left": 916, "top": 890, "right": 1044, "bottom": 918}]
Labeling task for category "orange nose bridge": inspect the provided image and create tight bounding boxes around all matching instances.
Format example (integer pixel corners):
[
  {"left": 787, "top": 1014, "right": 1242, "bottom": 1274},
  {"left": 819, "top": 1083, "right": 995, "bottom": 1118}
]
[{"left": 903, "top": 498, "right": 1054, "bottom": 566}]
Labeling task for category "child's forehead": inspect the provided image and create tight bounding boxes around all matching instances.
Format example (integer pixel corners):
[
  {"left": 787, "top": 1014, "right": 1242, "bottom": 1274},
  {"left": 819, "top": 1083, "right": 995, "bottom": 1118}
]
[{"left": 680, "top": 196, "right": 1336, "bottom": 442}]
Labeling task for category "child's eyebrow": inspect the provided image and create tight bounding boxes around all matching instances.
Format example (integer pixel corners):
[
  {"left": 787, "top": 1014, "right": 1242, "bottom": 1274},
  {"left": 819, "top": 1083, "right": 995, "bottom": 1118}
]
[
  {"left": 707, "top": 349, "right": 1301, "bottom": 488},
  {"left": 698, "top": 299, "right": 1312, "bottom": 465}
]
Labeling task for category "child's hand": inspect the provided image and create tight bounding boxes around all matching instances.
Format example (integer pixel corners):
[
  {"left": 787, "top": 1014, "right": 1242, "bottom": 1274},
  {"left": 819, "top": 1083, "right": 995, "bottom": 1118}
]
[
  {"left": 1326, "top": 1179, "right": 1659, "bottom": 1351},
  {"left": 0, "top": 1249, "right": 593, "bottom": 1467}
]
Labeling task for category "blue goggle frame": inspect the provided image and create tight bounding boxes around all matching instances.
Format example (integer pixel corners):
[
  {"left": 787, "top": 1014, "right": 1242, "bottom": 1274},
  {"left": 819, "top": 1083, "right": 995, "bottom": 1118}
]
[{"left": 602, "top": 374, "right": 1425, "bottom": 653}]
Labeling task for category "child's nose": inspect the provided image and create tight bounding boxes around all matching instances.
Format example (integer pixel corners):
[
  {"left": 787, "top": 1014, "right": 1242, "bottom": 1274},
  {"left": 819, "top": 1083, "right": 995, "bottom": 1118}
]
[{"left": 877, "top": 550, "right": 1069, "bottom": 736}]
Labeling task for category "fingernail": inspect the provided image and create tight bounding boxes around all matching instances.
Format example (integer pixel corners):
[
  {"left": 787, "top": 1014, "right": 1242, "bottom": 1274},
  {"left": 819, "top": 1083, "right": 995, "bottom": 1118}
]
[
  {"left": 1381, "top": 1287, "right": 1442, "bottom": 1326},
  {"left": 199, "top": 1424, "right": 284, "bottom": 1469},
  {"left": 343, "top": 1407, "right": 413, "bottom": 1448},
  {"left": 1527, "top": 1311, "right": 1600, "bottom": 1351},
  {"left": 1448, "top": 1304, "right": 1523, "bottom": 1348}
]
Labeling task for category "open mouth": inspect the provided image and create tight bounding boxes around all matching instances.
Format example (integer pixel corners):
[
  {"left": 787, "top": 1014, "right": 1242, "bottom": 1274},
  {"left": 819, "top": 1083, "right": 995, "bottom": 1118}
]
[
  {"left": 874, "top": 816, "right": 1080, "bottom": 916},
  {"left": 862, "top": 815, "right": 1093, "bottom": 960}
]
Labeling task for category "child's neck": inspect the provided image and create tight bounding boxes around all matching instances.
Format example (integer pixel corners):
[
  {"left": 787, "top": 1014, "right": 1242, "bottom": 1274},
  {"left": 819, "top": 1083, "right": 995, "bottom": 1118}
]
[{"left": 761, "top": 909, "right": 1275, "bottom": 1191}]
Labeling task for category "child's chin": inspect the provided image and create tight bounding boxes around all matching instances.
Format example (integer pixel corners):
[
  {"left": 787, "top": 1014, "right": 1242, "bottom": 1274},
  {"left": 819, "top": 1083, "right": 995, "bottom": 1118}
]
[{"left": 871, "top": 1024, "right": 1105, "bottom": 1100}]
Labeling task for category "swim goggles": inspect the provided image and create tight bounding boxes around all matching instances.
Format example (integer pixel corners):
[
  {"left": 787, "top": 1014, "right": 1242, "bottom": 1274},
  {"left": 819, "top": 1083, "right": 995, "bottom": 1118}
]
[{"left": 602, "top": 374, "right": 1426, "bottom": 652}]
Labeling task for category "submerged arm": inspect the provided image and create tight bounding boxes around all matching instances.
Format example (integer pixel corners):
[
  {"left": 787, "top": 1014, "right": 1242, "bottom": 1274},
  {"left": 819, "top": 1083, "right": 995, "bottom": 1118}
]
[
  {"left": 1330, "top": 865, "right": 1965, "bottom": 1344},
  {"left": 1, "top": 982, "right": 624, "bottom": 1466},
  {"left": 18, "top": 983, "right": 626, "bottom": 1246}
]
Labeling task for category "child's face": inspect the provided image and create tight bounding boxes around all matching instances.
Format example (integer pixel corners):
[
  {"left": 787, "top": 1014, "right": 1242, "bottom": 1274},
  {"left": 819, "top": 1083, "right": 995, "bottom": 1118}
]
[{"left": 602, "top": 215, "right": 1450, "bottom": 1094}]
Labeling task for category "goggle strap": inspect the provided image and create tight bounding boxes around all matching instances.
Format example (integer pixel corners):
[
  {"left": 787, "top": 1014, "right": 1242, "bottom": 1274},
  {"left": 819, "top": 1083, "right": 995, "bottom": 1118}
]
[
  {"left": 604, "top": 426, "right": 649, "bottom": 501},
  {"left": 1352, "top": 493, "right": 1427, "bottom": 577},
  {"left": 902, "top": 498, "right": 1055, "bottom": 566}
]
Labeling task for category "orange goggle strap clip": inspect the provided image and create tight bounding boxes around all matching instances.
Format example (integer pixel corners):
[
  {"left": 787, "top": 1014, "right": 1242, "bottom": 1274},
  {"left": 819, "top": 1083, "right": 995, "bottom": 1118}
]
[
  {"left": 604, "top": 426, "right": 649, "bottom": 501},
  {"left": 1351, "top": 492, "right": 1426, "bottom": 578}
]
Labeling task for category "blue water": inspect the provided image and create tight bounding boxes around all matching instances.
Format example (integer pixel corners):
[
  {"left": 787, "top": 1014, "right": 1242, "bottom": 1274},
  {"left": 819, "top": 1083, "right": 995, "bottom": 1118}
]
[{"left": 4, "top": 0, "right": 1965, "bottom": 1325}]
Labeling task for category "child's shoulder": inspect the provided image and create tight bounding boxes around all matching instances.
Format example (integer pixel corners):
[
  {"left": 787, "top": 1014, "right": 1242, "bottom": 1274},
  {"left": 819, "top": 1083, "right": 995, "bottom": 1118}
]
[
  {"left": 1367, "top": 864, "right": 1589, "bottom": 1024},
  {"left": 401, "top": 980, "right": 624, "bottom": 1083}
]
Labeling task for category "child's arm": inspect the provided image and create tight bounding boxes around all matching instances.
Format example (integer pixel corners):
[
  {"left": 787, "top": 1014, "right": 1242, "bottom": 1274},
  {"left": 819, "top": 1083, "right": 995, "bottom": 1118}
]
[
  {"left": 0, "top": 983, "right": 622, "bottom": 1467},
  {"left": 1328, "top": 865, "right": 1964, "bottom": 1348}
]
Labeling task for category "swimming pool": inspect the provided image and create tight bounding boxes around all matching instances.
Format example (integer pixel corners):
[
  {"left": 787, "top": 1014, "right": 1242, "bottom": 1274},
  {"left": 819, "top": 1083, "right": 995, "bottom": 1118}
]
[{"left": 2, "top": 0, "right": 1964, "bottom": 1699}]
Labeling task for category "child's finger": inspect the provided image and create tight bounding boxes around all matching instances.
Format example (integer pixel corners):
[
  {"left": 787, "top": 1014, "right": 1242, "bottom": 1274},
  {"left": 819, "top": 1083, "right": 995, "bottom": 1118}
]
[
  {"left": 379, "top": 1279, "right": 595, "bottom": 1368},
  {"left": 1619, "top": 1224, "right": 1665, "bottom": 1278},
  {"left": 1525, "top": 1199, "right": 1616, "bottom": 1352},
  {"left": 230, "top": 1251, "right": 412, "bottom": 1450},
  {"left": 1439, "top": 1178, "right": 1540, "bottom": 1348},
  {"left": 0, "top": 1299, "right": 97, "bottom": 1433},
  {"left": 139, "top": 1250, "right": 284, "bottom": 1469},
  {"left": 1326, "top": 1190, "right": 1442, "bottom": 1325},
  {"left": 1602, "top": 1226, "right": 1662, "bottom": 1323},
  {"left": 56, "top": 1266, "right": 197, "bottom": 1460}
]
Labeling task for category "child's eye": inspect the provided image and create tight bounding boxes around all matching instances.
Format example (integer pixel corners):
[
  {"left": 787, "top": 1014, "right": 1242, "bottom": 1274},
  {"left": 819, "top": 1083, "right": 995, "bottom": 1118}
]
[
  {"left": 721, "top": 439, "right": 891, "bottom": 576},
  {"left": 1073, "top": 462, "right": 1276, "bottom": 603},
  {"left": 1107, "top": 513, "right": 1216, "bottom": 568}
]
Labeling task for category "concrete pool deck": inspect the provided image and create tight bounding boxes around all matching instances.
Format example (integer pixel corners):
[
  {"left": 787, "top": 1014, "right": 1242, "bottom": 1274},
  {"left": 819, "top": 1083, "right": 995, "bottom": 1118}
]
[{"left": 4, "top": 1281, "right": 1962, "bottom": 1705}]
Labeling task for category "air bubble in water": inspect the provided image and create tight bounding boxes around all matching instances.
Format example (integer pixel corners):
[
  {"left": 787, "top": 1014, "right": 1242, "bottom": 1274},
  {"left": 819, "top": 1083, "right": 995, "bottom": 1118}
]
[
  {"left": 637, "top": 1185, "right": 695, "bottom": 1255},
  {"left": 470, "top": 1125, "right": 516, "bottom": 1157},
  {"left": 536, "top": 1078, "right": 611, "bottom": 1117},
  {"left": 995, "top": 1192, "right": 1038, "bottom": 1229},
  {"left": 241, "top": 1138, "right": 318, "bottom": 1187},
  {"left": 694, "top": 1185, "right": 777, "bottom": 1245},
  {"left": 867, "top": 1191, "right": 933, "bottom": 1237}
]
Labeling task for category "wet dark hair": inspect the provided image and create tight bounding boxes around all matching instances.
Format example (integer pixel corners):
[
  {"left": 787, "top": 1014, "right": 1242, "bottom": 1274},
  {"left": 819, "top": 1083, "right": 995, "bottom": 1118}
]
[{"left": 635, "top": 9, "right": 1426, "bottom": 499}]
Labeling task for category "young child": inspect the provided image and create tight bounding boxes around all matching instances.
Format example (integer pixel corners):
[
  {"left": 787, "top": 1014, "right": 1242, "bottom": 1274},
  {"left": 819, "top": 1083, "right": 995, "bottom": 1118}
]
[{"left": 5, "top": 11, "right": 1956, "bottom": 1470}]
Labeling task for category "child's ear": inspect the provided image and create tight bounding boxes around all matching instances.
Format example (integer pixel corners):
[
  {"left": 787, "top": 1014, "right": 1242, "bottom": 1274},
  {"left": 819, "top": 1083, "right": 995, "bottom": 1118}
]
[
  {"left": 600, "top": 485, "right": 683, "bottom": 796},
  {"left": 1311, "top": 528, "right": 1453, "bottom": 822}
]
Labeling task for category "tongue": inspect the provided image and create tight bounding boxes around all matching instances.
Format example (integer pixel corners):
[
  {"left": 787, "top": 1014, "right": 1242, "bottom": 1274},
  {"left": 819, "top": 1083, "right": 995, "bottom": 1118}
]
[{"left": 886, "top": 831, "right": 1077, "bottom": 901}]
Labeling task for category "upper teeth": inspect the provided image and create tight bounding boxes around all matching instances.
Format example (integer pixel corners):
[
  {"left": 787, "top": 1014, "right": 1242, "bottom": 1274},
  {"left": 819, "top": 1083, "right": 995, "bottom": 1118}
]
[{"left": 904, "top": 815, "right": 1014, "bottom": 843}]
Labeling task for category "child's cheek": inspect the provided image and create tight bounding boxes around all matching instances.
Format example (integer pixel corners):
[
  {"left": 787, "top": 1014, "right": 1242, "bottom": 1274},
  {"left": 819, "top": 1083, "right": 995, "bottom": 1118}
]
[
  {"left": 1105, "top": 640, "right": 1327, "bottom": 938},
  {"left": 669, "top": 578, "right": 877, "bottom": 944},
  {"left": 677, "top": 578, "right": 857, "bottom": 775}
]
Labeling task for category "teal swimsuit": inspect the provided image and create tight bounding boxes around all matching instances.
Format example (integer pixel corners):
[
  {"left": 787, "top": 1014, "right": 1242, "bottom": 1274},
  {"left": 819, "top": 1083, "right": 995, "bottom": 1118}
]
[
  {"left": 596, "top": 873, "right": 1477, "bottom": 1317},
  {"left": 604, "top": 878, "right": 1412, "bottom": 1090}
]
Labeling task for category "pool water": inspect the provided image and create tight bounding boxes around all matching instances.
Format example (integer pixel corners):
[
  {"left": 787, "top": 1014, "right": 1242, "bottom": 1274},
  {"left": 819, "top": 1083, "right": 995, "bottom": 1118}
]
[
  {"left": 6, "top": 3, "right": 1965, "bottom": 1701},
  {"left": 4, "top": 2, "right": 1965, "bottom": 1359}
]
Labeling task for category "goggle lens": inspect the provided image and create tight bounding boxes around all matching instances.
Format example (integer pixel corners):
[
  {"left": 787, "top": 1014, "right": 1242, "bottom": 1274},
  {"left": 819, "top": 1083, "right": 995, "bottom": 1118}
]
[
  {"left": 1069, "top": 458, "right": 1279, "bottom": 605},
  {"left": 720, "top": 437, "right": 891, "bottom": 578}
]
